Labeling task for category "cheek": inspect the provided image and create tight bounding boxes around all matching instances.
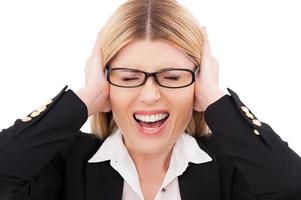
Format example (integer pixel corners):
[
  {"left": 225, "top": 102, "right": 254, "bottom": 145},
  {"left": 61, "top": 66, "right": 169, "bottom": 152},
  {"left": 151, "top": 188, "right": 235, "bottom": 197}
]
[
  {"left": 170, "top": 87, "right": 194, "bottom": 110},
  {"left": 166, "top": 87, "right": 194, "bottom": 125},
  {"left": 110, "top": 87, "right": 135, "bottom": 106},
  {"left": 109, "top": 88, "right": 134, "bottom": 125}
]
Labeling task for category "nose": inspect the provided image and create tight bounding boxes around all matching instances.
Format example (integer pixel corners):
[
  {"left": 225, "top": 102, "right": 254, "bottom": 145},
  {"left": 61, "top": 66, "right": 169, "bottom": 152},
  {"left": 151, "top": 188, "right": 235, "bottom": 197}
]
[{"left": 138, "top": 76, "right": 161, "bottom": 105}]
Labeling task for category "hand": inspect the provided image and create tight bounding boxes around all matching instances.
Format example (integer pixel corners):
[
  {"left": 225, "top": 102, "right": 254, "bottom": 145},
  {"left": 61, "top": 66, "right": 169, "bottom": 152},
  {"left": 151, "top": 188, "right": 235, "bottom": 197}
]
[
  {"left": 76, "top": 29, "right": 111, "bottom": 116},
  {"left": 194, "top": 27, "right": 226, "bottom": 112}
]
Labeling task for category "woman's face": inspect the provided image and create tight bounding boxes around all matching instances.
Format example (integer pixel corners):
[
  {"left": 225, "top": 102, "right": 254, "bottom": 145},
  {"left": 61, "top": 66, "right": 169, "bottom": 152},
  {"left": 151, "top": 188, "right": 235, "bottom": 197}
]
[{"left": 109, "top": 39, "right": 195, "bottom": 155}]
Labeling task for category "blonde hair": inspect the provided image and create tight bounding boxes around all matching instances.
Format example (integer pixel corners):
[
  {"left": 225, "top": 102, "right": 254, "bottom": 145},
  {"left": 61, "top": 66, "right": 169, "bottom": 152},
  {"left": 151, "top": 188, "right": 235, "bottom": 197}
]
[{"left": 90, "top": 0, "right": 211, "bottom": 140}]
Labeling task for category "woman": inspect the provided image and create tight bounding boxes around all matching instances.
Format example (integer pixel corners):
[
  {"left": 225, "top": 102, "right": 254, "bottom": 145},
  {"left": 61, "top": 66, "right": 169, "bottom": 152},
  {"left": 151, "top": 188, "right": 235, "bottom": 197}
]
[{"left": 0, "top": 0, "right": 300, "bottom": 199}]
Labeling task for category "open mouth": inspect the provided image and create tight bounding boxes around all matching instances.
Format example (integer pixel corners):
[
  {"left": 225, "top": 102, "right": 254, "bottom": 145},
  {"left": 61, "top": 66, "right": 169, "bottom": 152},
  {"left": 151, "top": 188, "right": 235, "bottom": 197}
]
[{"left": 133, "top": 113, "right": 169, "bottom": 134}]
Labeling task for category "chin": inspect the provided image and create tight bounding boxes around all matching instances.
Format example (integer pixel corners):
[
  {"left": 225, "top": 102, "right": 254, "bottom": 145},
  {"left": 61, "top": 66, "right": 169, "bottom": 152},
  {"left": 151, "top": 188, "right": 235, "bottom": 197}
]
[{"left": 132, "top": 140, "right": 171, "bottom": 155}]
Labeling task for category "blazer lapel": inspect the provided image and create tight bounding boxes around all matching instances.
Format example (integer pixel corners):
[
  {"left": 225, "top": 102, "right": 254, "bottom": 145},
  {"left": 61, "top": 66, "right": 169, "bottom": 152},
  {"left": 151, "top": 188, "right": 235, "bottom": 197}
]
[
  {"left": 178, "top": 147, "right": 221, "bottom": 200},
  {"left": 85, "top": 161, "right": 124, "bottom": 200},
  {"left": 85, "top": 160, "right": 220, "bottom": 200},
  {"left": 84, "top": 135, "right": 220, "bottom": 200}
]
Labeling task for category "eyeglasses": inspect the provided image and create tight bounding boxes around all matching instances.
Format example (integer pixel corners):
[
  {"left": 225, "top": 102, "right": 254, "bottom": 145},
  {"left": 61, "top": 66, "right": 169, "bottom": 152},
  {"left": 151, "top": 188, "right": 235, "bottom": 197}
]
[{"left": 105, "top": 66, "right": 200, "bottom": 89}]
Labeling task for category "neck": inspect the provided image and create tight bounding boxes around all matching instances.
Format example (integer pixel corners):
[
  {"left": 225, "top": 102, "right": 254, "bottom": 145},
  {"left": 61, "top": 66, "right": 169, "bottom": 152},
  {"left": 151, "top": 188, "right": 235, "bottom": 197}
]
[{"left": 128, "top": 147, "right": 173, "bottom": 180}]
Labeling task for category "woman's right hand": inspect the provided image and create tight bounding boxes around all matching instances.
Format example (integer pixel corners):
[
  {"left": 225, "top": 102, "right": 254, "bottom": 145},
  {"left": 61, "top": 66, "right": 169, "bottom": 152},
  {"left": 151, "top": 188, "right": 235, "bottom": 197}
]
[{"left": 76, "top": 29, "right": 111, "bottom": 117}]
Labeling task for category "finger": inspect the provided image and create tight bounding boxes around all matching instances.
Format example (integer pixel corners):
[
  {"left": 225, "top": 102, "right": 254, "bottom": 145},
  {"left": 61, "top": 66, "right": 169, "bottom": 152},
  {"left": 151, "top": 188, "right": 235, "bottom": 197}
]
[
  {"left": 93, "top": 30, "right": 104, "bottom": 59},
  {"left": 91, "top": 29, "right": 103, "bottom": 56},
  {"left": 201, "top": 27, "right": 211, "bottom": 50},
  {"left": 201, "top": 27, "right": 209, "bottom": 45},
  {"left": 97, "top": 30, "right": 106, "bottom": 78},
  {"left": 201, "top": 26, "right": 207, "bottom": 38},
  {"left": 201, "top": 27, "right": 214, "bottom": 59}
]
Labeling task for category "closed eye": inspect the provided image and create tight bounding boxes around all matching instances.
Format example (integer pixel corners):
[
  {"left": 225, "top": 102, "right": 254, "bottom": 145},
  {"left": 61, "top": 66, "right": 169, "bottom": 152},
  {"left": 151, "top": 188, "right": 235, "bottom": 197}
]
[
  {"left": 164, "top": 76, "right": 179, "bottom": 80},
  {"left": 122, "top": 77, "right": 140, "bottom": 81}
]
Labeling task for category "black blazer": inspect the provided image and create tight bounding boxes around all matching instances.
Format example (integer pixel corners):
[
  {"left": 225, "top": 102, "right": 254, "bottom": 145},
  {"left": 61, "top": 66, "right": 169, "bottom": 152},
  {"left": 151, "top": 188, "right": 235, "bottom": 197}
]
[{"left": 0, "top": 85, "right": 301, "bottom": 200}]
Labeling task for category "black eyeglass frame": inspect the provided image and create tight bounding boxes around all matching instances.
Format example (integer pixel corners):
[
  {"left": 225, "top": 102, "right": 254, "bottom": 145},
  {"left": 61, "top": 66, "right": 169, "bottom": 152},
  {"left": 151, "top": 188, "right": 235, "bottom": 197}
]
[{"left": 105, "top": 65, "right": 200, "bottom": 89}]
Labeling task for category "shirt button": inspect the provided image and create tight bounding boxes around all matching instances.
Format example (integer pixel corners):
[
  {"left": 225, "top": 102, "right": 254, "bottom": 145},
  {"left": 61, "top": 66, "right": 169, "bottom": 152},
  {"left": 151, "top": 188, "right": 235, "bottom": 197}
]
[{"left": 161, "top": 188, "right": 166, "bottom": 192}]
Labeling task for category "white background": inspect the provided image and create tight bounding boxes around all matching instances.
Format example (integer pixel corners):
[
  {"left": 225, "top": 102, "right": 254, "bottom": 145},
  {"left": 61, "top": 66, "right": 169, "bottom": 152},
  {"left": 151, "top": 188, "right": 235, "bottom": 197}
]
[{"left": 0, "top": 0, "right": 300, "bottom": 156}]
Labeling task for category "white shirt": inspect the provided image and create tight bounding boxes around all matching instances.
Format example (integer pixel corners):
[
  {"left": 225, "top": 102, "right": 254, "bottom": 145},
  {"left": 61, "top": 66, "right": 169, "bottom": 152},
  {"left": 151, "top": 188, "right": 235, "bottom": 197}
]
[{"left": 88, "top": 129, "right": 212, "bottom": 200}]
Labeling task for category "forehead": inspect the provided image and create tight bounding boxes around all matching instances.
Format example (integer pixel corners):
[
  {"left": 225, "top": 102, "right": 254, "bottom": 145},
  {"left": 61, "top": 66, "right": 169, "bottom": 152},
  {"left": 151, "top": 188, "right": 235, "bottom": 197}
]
[{"left": 110, "top": 39, "right": 195, "bottom": 70}]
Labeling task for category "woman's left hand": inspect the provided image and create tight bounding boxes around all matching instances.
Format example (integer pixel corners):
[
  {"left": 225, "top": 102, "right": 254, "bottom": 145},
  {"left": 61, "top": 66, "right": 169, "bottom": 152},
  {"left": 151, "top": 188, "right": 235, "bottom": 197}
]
[{"left": 194, "top": 27, "right": 226, "bottom": 112}]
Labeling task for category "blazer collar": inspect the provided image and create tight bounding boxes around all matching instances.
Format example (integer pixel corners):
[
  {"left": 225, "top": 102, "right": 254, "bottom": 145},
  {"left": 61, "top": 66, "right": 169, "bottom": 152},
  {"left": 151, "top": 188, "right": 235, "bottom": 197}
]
[{"left": 87, "top": 129, "right": 212, "bottom": 165}]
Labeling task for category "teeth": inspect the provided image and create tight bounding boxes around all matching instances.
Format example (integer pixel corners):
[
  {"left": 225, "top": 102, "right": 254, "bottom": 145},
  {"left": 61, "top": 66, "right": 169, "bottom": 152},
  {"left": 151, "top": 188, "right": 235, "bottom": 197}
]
[{"left": 134, "top": 113, "right": 168, "bottom": 122}]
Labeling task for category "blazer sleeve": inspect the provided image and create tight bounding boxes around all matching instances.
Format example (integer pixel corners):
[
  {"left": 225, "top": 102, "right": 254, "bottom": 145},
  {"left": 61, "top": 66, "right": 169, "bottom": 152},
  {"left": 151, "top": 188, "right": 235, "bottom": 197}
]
[
  {"left": 0, "top": 85, "right": 88, "bottom": 198},
  {"left": 204, "top": 88, "right": 301, "bottom": 199}
]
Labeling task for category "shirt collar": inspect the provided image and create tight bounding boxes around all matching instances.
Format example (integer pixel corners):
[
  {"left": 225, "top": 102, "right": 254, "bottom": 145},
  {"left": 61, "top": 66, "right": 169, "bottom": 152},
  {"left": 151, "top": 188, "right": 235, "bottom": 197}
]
[{"left": 88, "top": 129, "right": 212, "bottom": 164}]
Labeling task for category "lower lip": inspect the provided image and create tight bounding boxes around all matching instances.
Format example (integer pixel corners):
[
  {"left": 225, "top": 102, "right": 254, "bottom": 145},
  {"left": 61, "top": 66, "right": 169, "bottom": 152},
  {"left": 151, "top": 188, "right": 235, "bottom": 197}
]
[{"left": 133, "top": 117, "right": 169, "bottom": 137}]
